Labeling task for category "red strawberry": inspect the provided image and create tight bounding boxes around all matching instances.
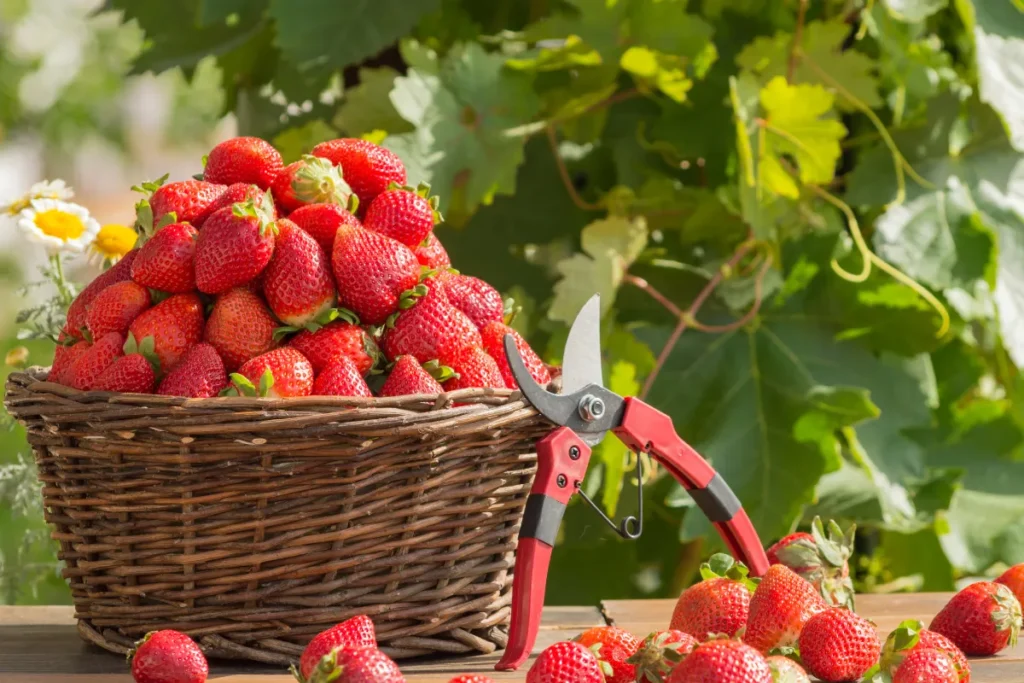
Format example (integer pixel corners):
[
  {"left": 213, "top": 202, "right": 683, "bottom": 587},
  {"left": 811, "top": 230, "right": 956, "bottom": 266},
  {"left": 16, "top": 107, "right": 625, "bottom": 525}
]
[
  {"left": 481, "top": 321, "right": 550, "bottom": 389},
  {"left": 262, "top": 219, "right": 336, "bottom": 327},
  {"left": 157, "top": 343, "right": 227, "bottom": 398},
  {"left": 287, "top": 321, "right": 379, "bottom": 375},
  {"left": 294, "top": 615, "right": 376, "bottom": 682},
  {"left": 312, "top": 138, "right": 407, "bottom": 209},
  {"left": 766, "top": 517, "right": 855, "bottom": 608},
  {"left": 130, "top": 629, "right": 208, "bottom": 683},
  {"left": 996, "top": 563, "right": 1024, "bottom": 607},
  {"left": 382, "top": 285, "right": 482, "bottom": 365},
  {"left": 313, "top": 357, "right": 373, "bottom": 397},
  {"left": 49, "top": 339, "right": 90, "bottom": 385},
  {"left": 66, "top": 332, "right": 124, "bottom": 390},
  {"left": 442, "top": 346, "right": 506, "bottom": 391},
  {"left": 204, "top": 288, "right": 278, "bottom": 372},
  {"left": 893, "top": 648, "right": 958, "bottom": 683},
  {"left": 442, "top": 275, "right": 504, "bottom": 329},
  {"left": 195, "top": 196, "right": 277, "bottom": 294},
  {"left": 228, "top": 347, "right": 314, "bottom": 398},
  {"left": 665, "top": 639, "right": 772, "bottom": 683},
  {"left": 128, "top": 293, "right": 205, "bottom": 374},
  {"left": 744, "top": 564, "right": 827, "bottom": 654},
  {"left": 573, "top": 626, "right": 640, "bottom": 683},
  {"left": 289, "top": 202, "right": 362, "bottom": 254},
  {"left": 799, "top": 608, "right": 880, "bottom": 682},
  {"left": 448, "top": 677, "right": 495, "bottom": 683},
  {"left": 527, "top": 641, "right": 608, "bottom": 683},
  {"left": 144, "top": 178, "right": 225, "bottom": 227},
  {"left": 85, "top": 280, "right": 150, "bottom": 339},
  {"left": 766, "top": 656, "right": 810, "bottom": 682},
  {"left": 204, "top": 136, "right": 283, "bottom": 190},
  {"left": 414, "top": 232, "right": 450, "bottom": 270},
  {"left": 363, "top": 184, "right": 440, "bottom": 248},
  {"left": 930, "top": 581, "right": 1022, "bottom": 656},
  {"left": 93, "top": 353, "right": 156, "bottom": 393},
  {"left": 879, "top": 620, "right": 970, "bottom": 683},
  {"left": 379, "top": 356, "right": 448, "bottom": 397},
  {"left": 270, "top": 155, "right": 356, "bottom": 214},
  {"left": 306, "top": 644, "right": 404, "bottom": 683},
  {"left": 671, "top": 553, "right": 756, "bottom": 641},
  {"left": 627, "top": 630, "right": 698, "bottom": 683},
  {"left": 130, "top": 222, "right": 198, "bottom": 293},
  {"left": 65, "top": 249, "right": 139, "bottom": 338},
  {"left": 331, "top": 223, "right": 420, "bottom": 326},
  {"left": 203, "top": 183, "right": 268, "bottom": 224}
]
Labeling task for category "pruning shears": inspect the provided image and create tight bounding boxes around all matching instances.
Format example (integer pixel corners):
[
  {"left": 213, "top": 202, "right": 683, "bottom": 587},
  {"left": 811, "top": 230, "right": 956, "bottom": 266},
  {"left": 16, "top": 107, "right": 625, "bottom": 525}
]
[{"left": 495, "top": 294, "right": 770, "bottom": 671}]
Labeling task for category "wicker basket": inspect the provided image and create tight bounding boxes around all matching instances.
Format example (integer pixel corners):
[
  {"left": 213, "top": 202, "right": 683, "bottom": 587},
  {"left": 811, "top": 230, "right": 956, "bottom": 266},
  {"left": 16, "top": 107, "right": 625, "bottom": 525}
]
[{"left": 4, "top": 367, "right": 553, "bottom": 665}]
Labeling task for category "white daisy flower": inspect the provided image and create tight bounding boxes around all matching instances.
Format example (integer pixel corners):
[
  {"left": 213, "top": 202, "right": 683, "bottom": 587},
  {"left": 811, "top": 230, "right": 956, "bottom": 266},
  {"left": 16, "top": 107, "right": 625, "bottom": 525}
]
[
  {"left": 1, "top": 179, "right": 75, "bottom": 216},
  {"left": 16, "top": 198, "right": 100, "bottom": 254}
]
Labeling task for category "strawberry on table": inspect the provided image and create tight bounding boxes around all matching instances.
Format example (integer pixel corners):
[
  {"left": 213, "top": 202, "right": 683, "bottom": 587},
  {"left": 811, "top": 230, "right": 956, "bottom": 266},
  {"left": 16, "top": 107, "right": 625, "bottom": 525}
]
[
  {"left": 130, "top": 222, "right": 198, "bottom": 293},
  {"left": 363, "top": 183, "right": 440, "bottom": 248},
  {"left": 379, "top": 356, "right": 447, "bottom": 397},
  {"left": 142, "top": 178, "right": 225, "bottom": 228},
  {"left": 799, "top": 607, "right": 880, "bottom": 682},
  {"left": 312, "top": 138, "right": 407, "bottom": 209},
  {"left": 228, "top": 347, "right": 314, "bottom": 398},
  {"left": 312, "top": 357, "right": 373, "bottom": 397},
  {"left": 287, "top": 321, "right": 379, "bottom": 376},
  {"left": 442, "top": 274, "right": 504, "bottom": 329},
  {"left": 270, "top": 154, "right": 356, "bottom": 214},
  {"left": 766, "top": 655, "right": 810, "bottom": 683},
  {"left": 261, "top": 218, "right": 336, "bottom": 327},
  {"left": 665, "top": 639, "right": 772, "bottom": 683},
  {"left": 878, "top": 620, "right": 970, "bottom": 683},
  {"left": 288, "top": 202, "right": 362, "bottom": 254},
  {"left": 49, "top": 339, "right": 90, "bottom": 385},
  {"left": 305, "top": 644, "right": 404, "bottom": 683},
  {"left": 481, "top": 321, "right": 550, "bottom": 389},
  {"left": 67, "top": 331, "right": 124, "bottom": 390},
  {"left": 382, "top": 285, "right": 481, "bottom": 365},
  {"left": 448, "top": 677, "right": 495, "bottom": 683},
  {"left": 996, "top": 563, "right": 1024, "bottom": 607},
  {"left": 671, "top": 553, "right": 756, "bottom": 641},
  {"left": 203, "top": 136, "right": 283, "bottom": 190},
  {"left": 765, "top": 517, "right": 855, "bottom": 608},
  {"left": 442, "top": 346, "right": 506, "bottom": 391},
  {"left": 573, "top": 626, "right": 640, "bottom": 683},
  {"left": 527, "top": 641, "right": 609, "bottom": 683},
  {"left": 156, "top": 343, "right": 227, "bottom": 398},
  {"left": 929, "top": 581, "right": 1022, "bottom": 656},
  {"left": 129, "top": 629, "right": 208, "bottom": 683},
  {"left": 204, "top": 288, "right": 279, "bottom": 372},
  {"left": 128, "top": 293, "right": 204, "bottom": 374},
  {"left": 892, "top": 648, "right": 959, "bottom": 683},
  {"left": 64, "top": 249, "right": 138, "bottom": 338},
  {"left": 293, "top": 614, "right": 376, "bottom": 683},
  {"left": 331, "top": 223, "right": 420, "bottom": 326},
  {"left": 744, "top": 564, "right": 827, "bottom": 654},
  {"left": 627, "top": 630, "right": 698, "bottom": 683},
  {"left": 414, "top": 232, "right": 450, "bottom": 270},
  {"left": 85, "top": 280, "right": 150, "bottom": 339},
  {"left": 195, "top": 195, "right": 277, "bottom": 294}
]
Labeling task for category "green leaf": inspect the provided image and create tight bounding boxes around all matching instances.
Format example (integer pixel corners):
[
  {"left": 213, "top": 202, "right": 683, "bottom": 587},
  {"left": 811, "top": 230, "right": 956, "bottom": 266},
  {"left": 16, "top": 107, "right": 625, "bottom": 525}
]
[
  {"left": 257, "top": 368, "right": 275, "bottom": 397},
  {"left": 268, "top": 0, "right": 441, "bottom": 71},
  {"left": 272, "top": 119, "right": 337, "bottom": 163},
  {"left": 197, "top": 0, "right": 263, "bottom": 26},
  {"left": 334, "top": 67, "right": 413, "bottom": 139},
  {"left": 882, "top": 0, "right": 947, "bottom": 22},
  {"left": 594, "top": 360, "right": 640, "bottom": 517},
  {"left": 794, "top": 386, "right": 881, "bottom": 465},
  {"left": 620, "top": 47, "right": 693, "bottom": 103},
  {"left": 521, "top": 0, "right": 630, "bottom": 63}
]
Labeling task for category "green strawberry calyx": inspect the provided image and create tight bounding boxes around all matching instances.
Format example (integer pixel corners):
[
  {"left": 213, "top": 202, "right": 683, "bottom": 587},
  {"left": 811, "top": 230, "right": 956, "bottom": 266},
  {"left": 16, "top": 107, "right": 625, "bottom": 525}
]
[
  {"left": 293, "top": 154, "right": 358, "bottom": 213},
  {"left": 422, "top": 359, "right": 459, "bottom": 383},
  {"left": 776, "top": 517, "right": 856, "bottom": 609},
  {"left": 222, "top": 369, "right": 275, "bottom": 398},
  {"left": 699, "top": 553, "right": 759, "bottom": 592},
  {"left": 130, "top": 173, "right": 169, "bottom": 198},
  {"left": 123, "top": 333, "right": 161, "bottom": 376},
  {"left": 273, "top": 308, "right": 361, "bottom": 341},
  {"left": 626, "top": 631, "right": 692, "bottom": 683},
  {"left": 992, "top": 583, "right": 1023, "bottom": 646},
  {"left": 387, "top": 181, "right": 444, "bottom": 224},
  {"left": 233, "top": 191, "right": 278, "bottom": 236},
  {"left": 503, "top": 296, "right": 520, "bottom": 325},
  {"left": 865, "top": 619, "right": 923, "bottom": 681}
]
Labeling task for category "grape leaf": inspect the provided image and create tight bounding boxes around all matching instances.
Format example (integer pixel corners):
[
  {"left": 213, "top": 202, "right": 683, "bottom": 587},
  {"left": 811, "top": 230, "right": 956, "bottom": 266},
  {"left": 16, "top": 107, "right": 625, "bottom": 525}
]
[
  {"left": 794, "top": 386, "right": 880, "bottom": 465},
  {"left": 522, "top": 0, "right": 629, "bottom": 63},
  {"left": 620, "top": 47, "right": 693, "bottom": 103},
  {"left": 333, "top": 67, "right": 412, "bottom": 138},
  {"left": 883, "top": 0, "right": 948, "bottom": 22},
  {"left": 594, "top": 360, "right": 640, "bottom": 516},
  {"left": 272, "top": 119, "right": 336, "bottom": 163},
  {"left": 736, "top": 20, "right": 882, "bottom": 112},
  {"left": 197, "top": 0, "right": 265, "bottom": 26}
]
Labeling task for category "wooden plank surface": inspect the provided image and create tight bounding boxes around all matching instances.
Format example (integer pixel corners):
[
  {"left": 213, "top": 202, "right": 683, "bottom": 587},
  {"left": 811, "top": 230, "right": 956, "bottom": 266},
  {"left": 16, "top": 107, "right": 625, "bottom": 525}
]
[{"left": 602, "top": 593, "right": 1024, "bottom": 683}]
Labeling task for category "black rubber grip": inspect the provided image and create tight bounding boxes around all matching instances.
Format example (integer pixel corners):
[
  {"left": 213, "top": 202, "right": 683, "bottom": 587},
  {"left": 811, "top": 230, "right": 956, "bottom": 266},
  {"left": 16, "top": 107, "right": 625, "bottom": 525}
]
[
  {"left": 520, "top": 494, "right": 566, "bottom": 546},
  {"left": 688, "top": 472, "right": 742, "bottom": 523}
]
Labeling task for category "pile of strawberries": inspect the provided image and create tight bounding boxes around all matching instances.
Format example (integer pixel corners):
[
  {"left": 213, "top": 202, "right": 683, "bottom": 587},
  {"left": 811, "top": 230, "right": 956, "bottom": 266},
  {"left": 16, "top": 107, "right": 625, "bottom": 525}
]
[
  {"left": 122, "top": 518, "right": 1024, "bottom": 683},
  {"left": 48, "top": 136, "right": 550, "bottom": 399}
]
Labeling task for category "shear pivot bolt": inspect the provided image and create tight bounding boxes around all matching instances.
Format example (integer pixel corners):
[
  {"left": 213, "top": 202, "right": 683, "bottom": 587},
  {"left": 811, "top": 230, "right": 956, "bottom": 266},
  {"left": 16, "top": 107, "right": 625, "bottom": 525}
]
[{"left": 578, "top": 394, "right": 606, "bottom": 422}]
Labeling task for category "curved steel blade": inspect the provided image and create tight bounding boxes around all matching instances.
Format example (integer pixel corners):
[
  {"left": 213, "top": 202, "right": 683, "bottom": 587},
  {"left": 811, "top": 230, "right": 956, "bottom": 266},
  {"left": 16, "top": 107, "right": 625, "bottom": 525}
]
[{"left": 560, "top": 294, "right": 603, "bottom": 394}]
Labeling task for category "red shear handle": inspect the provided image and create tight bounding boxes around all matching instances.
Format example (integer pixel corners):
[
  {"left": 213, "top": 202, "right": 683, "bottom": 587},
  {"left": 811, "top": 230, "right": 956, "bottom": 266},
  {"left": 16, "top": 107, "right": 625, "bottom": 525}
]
[
  {"left": 496, "top": 427, "right": 592, "bottom": 671},
  {"left": 613, "top": 397, "right": 770, "bottom": 577}
]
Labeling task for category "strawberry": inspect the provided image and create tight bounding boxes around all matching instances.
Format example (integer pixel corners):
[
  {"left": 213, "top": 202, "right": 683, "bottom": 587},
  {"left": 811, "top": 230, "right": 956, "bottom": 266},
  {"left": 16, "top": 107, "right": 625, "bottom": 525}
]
[
  {"left": 766, "top": 656, "right": 810, "bottom": 683},
  {"left": 65, "top": 249, "right": 138, "bottom": 338},
  {"left": 442, "top": 275, "right": 504, "bottom": 329},
  {"left": 85, "top": 280, "right": 151, "bottom": 339},
  {"left": 878, "top": 620, "right": 970, "bottom": 683},
  {"left": 627, "top": 630, "right": 698, "bottom": 683},
  {"left": 312, "top": 357, "right": 373, "bottom": 397},
  {"left": 671, "top": 553, "right": 756, "bottom": 641},
  {"left": 228, "top": 347, "right": 314, "bottom": 398},
  {"left": 892, "top": 648, "right": 959, "bottom": 683},
  {"left": 270, "top": 155, "right": 356, "bottom": 214},
  {"left": 289, "top": 202, "right": 362, "bottom": 254},
  {"left": 331, "top": 223, "right": 420, "bottom": 326},
  {"left": 93, "top": 352, "right": 156, "bottom": 393},
  {"left": 128, "top": 293, "right": 205, "bottom": 373},
  {"left": 765, "top": 517, "right": 855, "bottom": 609},
  {"left": 49, "top": 339, "right": 90, "bottom": 385},
  {"left": 363, "top": 183, "right": 440, "bottom": 248},
  {"left": 311, "top": 138, "right": 407, "bottom": 209},
  {"left": 379, "top": 356, "right": 448, "bottom": 397},
  {"left": 799, "top": 608, "right": 880, "bottom": 682},
  {"left": 442, "top": 346, "right": 506, "bottom": 391},
  {"left": 66, "top": 332, "right": 124, "bottom": 390},
  {"left": 261, "top": 219, "right": 336, "bottom": 327},
  {"left": 527, "top": 641, "right": 608, "bottom": 683},
  {"left": 287, "top": 321, "right": 379, "bottom": 376},
  {"left": 665, "top": 639, "right": 772, "bottom": 683},
  {"left": 130, "top": 222, "right": 198, "bottom": 293},
  {"left": 143, "top": 178, "right": 225, "bottom": 227},
  {"left": 204, "top": 288, "right": 278, "bottom": 372},
  {"left": 129, "top": 629, "right": 208, "bottom": 683},
  {"left": 194, "top": 195, "right": 277, "bottom": 294},
  {"left": 157, "top": 343, "right": 227, "bottom": 398},
  {"left": 203, "top": 136, "right": 283, "bottom": 190},
  {"left": 414, "top": 232, "right": 450, "bottom": 270},
  {"left": 293, "top": 615, "right": 376, "bottom": 683},
  {"left": 929, "top": 581, "right": 1022, "bottom": 656},
  {"left": 448, "top": 677, "right": 495, "bottom": 683},
  {"left": 203, "top": 183, "right": 269, "bottom": 224},
  {"left": 381, "top": 285, "right": 482, "bottom": 365},
  {"left": 304, "top": 644, "right": 404, "bottom": 683},
  {"left": 996, "top": 562, "right": 1024, "bottom": 607},
  {"left": 743, "top": 564, "right": 827, "bottom": 654},
  {"left": 573, "top": 626, "right": 640, "bottom": 683},
  {"left": 481, "top": 321, "right": 550, "bottom": 389}
]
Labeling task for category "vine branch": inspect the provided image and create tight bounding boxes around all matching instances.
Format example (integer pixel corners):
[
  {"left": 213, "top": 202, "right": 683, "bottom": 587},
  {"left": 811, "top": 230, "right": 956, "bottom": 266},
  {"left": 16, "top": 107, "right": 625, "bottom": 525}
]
[
  {"left": 546, "top": 125, "right": 603, "bottom": 212},
  {"left": 788, "top": 0, "right": 809, "bottom": 83}
]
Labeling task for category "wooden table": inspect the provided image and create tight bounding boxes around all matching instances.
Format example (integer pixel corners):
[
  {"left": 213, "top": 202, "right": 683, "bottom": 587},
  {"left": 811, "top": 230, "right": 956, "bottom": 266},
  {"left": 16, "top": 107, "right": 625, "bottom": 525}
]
[{"left": 2, "top": 594, "right": 1022, "bottom": 682}]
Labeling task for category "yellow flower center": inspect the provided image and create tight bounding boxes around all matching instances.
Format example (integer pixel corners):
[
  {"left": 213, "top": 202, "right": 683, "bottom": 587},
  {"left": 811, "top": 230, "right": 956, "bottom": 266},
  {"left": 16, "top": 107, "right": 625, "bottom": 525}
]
[
  {"left": 92, "top": 224, "right": 138, "bottom": 259},
  {"left": 34, "top": 209, "right": 86, "bottom": 241}
]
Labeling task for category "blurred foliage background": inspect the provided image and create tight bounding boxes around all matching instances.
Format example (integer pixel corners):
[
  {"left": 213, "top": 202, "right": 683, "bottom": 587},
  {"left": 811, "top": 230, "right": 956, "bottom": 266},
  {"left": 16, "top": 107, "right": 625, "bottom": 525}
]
[{"left": 4, "top": 0, "right": 1024, "bottom": 606}]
